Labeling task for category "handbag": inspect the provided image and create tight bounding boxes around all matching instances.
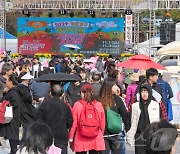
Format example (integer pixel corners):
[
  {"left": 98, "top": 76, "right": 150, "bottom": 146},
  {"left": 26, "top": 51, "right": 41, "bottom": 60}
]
[
  {"left": 167, "top": 99, "right": 173, "bottom": 121},
  {"left": 0, "top": 100, "right": 13, "bottom": 124},
  {"left": 48, "top": 144, "right": 62, "bottom": 154}
]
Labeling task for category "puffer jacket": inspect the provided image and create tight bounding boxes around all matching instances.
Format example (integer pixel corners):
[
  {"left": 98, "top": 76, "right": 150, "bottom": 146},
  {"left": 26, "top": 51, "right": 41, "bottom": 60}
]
[{"left": 125, "top": 82, "right": 138, "bottom": 107}]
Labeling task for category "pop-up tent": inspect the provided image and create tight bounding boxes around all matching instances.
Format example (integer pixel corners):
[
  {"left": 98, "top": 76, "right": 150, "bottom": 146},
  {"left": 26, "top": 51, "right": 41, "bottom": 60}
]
[
  {"left": 157, "top": 41, "right": 180, "bottom": 55},
  {"left": 136, "top": 35, "right": 162, "bottom": 56},
  {"left": 0, "top": 27, "right": 17, "bottom": 53}
]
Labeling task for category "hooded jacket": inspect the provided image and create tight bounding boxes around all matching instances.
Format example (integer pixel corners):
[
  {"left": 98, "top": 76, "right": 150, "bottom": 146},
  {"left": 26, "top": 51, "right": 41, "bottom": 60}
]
[{"left": 127, "top": 84, "right": 161, "bottom": 146}]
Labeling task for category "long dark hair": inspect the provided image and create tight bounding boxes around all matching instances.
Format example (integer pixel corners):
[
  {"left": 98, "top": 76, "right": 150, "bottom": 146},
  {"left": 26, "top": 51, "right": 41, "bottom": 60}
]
[
  {"left": 99, "top": 77, "right": 116, "bottom": 109},
  {"left": 19, "top": 122, "right": 53, "bottom": 154},
  {"left": 82, "top": 88, "right": 95, "bottom": 103}
]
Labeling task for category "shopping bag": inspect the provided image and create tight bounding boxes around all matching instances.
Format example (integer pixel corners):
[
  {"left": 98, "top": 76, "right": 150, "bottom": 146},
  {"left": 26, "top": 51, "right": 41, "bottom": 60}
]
[
  {"left": 4, "top": 105, "right": 13, "bottom": 123},
  {"left": 48, "top": 144, "right": 62, "bottom": 154},
  {"left": 0, "top": 100, "right": 13, "bottom": 124}
]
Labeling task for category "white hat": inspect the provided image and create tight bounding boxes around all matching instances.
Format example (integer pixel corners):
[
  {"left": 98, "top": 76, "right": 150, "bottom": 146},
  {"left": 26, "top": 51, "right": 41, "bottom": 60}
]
[{"left": 21, "top": 73, "right": 34, "bottom": 80}]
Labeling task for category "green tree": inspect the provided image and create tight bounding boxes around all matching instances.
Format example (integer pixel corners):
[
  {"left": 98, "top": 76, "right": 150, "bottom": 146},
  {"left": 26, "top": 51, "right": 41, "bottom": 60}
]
[{"left": 169, "top": 10, "right": 180, "bottom": 22}]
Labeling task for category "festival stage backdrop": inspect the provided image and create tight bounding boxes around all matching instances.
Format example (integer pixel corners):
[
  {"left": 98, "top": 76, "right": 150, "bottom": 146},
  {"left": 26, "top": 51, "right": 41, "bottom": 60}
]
[{"left": 18, "top": 18, "right": 124, "bottom": 55}]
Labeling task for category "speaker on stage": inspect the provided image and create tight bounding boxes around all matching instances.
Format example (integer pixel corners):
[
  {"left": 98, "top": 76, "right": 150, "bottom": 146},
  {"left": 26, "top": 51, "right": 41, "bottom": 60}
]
[{"left": 160, "top": 22, "right": 176, "bottom": 45}]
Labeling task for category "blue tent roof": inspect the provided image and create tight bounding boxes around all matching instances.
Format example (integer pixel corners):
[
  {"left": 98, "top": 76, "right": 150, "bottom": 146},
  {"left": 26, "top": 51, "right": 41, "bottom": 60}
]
[{"left": 0, "top": 28, "right": 16, "bottom": 39}]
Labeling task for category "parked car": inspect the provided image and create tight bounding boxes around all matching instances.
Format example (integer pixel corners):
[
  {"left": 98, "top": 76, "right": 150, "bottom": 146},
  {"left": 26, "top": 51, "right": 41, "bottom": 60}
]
[
  {"left": 155, "top": 41, "right": 180, "bottom": 73},
  {"left": 156, "top": 54, "right": 180, "bottom": 73}
]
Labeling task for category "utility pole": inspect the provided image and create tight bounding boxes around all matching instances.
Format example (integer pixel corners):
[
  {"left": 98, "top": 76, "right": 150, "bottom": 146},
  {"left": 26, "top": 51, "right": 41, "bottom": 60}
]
[{"left": 148, "top": 0, "right": 156, "bottom": 57}]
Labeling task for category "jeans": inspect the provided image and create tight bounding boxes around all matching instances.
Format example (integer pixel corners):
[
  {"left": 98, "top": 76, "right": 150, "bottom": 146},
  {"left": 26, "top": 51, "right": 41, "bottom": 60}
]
[
  {"left": 102, "top": 134, "right": 123, "bottom": 154},
  {"left": 135, "top": 132, "right": 146, "bottom": 154}
]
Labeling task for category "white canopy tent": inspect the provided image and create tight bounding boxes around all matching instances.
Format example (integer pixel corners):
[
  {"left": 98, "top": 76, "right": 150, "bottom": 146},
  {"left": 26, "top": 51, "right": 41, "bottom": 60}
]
[
  {"left": 0, "top": 28, "right": 17, "bottom": 54},
  {"left": 0, "top": 39, "right": 17, "bottom": 53},
  {"left": 135, "top": 35, "right": 161, "bottom": 56},
  {"left": 157, "top": 41, "right": 180, "bottom": 55}
]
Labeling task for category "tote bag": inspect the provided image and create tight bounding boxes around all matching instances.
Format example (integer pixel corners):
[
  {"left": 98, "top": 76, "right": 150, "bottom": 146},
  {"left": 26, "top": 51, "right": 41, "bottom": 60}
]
[
  {"left": 4, "top": 105, "right": 13, "bottom": 123},
  {"left": 0, "top": 100, "right": 13, "bottom": 124}
]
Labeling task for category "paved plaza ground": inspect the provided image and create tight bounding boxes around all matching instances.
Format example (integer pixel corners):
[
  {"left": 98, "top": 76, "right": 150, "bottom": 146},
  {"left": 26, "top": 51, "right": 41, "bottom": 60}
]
[{"left": 0, "top": 139, "right": 179, "bottom": 154}]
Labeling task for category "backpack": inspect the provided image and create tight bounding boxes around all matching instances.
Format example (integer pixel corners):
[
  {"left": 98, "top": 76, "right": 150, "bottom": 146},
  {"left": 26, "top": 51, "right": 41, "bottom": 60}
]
[
  {"left": 106, "top": 106, "right": 122, "bottom": 134},
  {"left": 79, "top": 100, "right": 100, "bottom": 138}
]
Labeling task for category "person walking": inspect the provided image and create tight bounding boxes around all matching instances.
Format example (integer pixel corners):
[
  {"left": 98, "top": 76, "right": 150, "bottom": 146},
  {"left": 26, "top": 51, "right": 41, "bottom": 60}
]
[
  {"left": 146, "top": 68, "right": 164, "bottom": 102},
  {"left": 17, "top": 73, "right": 36, "bottom": 134},
  {"left": 127, "top": 84, "right": 166, "bottom": 154},
  {"left": 99, "top": 77, "right": 129, "bottom": 154},
  {"left": 91, "top": 73, "right": 102, "bottom": 99},
  {"left": 0, "top": 62, "right": 14, "bottom": 100},
  {"left": 0, "top": 74, "right": 21, "bottom": 154},
  {"left": 37, "top": 84, "right": 73, "bottom": 154},
  {"left": 143, "top": 120, "right": 177, "bottom": 154},
  {"left": 16, "top": 122, "right": 54, "bottom": 154},
  {"left": 32, "top": 58, "right": 43, "bottom": 78},
  {"left": 157, "top": 73, "right": 173, "bottom": 115},
  {"left": 69, "top": 84, "right": 105, "bottom": 154},
  {"left": 125, "top": 73, "right": 139, "bottom": 107}
]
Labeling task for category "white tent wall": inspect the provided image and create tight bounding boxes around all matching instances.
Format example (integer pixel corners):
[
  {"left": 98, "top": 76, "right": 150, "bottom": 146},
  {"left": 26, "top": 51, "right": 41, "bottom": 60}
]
[
  {"left": 137, "top": 22, "right": 180, "bottom": 56},
  {"left": 0, "top": 39, "right": 17, "bottom": 53},
  {"left": 176, "top": 22, "right": 180, "bottom": 41},
  {"left": 135, "top": 36, "right": 160, "bottom": 56}
]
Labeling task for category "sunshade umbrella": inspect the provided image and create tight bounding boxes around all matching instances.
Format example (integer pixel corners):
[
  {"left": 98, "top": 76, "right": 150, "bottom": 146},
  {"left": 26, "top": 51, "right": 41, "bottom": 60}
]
[
  {"left": 63, "top": 44, "right": 80, "bottom": 49},
  {"left": 36, "top": 73, "right": 82, "bottom": 82},
  {"left": 130, "top": 54, "right": 152, "bottom": 60},
  {"left": 116, "top": 54, "right": 166, "bottom": 70}
]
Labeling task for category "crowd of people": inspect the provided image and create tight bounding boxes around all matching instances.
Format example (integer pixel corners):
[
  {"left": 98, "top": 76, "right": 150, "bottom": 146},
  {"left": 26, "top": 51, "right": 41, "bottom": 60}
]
[{"left": 0, "top": 54, "right": 178, "bottom": 154}]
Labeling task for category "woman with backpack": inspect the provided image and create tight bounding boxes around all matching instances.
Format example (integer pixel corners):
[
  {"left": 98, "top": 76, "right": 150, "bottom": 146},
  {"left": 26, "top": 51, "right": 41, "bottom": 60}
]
[
  {"left": 99, "top": 77, "right": 129, "bottom": 154},
  {"left": 69, "top": 83, "right": 105, "bottom": 154}
]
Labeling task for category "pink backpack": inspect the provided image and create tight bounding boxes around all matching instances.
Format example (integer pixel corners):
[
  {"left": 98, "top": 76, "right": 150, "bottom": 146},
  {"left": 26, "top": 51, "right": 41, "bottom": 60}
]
[{"left": 79, "top": 100, "right": 100, "bottom": 138}]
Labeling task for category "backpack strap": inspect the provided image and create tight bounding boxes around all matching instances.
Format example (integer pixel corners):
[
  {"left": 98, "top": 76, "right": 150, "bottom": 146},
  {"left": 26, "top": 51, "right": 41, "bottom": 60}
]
[
  {"left": 78, "top": 99, "right": 87, "bottom": 106},
  {"left": 78, "top": 99, "right": 97, "bottom": 106}
]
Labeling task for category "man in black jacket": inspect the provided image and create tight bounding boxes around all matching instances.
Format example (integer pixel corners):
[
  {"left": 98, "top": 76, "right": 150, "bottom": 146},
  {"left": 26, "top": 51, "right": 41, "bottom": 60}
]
[
  {"left": 17, "top": 73, "right": 36, "bottom": 134},
  {"left": 37, "top": 84, "right": 73, "bottom": 154}
]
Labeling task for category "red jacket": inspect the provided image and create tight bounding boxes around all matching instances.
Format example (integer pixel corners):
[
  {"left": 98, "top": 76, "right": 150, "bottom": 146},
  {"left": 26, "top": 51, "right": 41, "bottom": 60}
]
[{"left": 69, "top": 100, "right": 105, "bottom": 152}]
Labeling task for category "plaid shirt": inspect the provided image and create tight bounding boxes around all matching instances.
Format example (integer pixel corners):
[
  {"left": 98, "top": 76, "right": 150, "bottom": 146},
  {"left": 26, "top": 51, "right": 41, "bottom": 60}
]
[{"left": 157, "top": 100, "right": 168, "bottom": 120}]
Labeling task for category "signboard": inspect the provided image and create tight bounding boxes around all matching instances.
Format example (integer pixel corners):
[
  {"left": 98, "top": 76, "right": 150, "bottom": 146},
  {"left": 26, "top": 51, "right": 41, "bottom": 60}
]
[
  {"left": 125, "top": 14, "right": 133, "bottom": 48},
  {"left": 18, "top": 18, "right": 124, "bottom": 55}
]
